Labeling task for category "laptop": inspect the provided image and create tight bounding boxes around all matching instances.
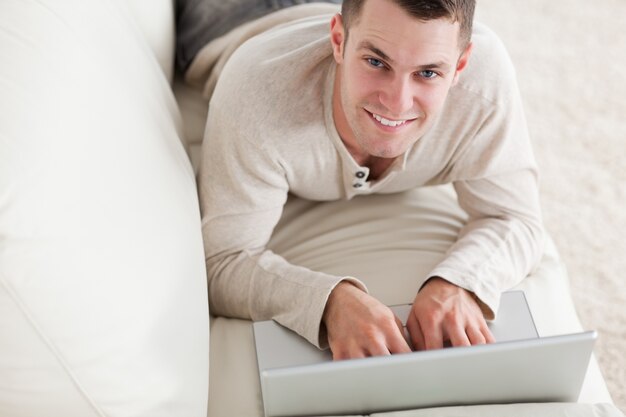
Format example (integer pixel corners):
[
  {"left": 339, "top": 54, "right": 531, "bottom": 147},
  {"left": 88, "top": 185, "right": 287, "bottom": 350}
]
[{"left": 253, "top": 291, "right": 596, "bottom": 417}]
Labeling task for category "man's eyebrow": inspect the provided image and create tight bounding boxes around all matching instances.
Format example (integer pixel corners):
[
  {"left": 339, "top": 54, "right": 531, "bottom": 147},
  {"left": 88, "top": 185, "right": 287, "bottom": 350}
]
[
  {"left": 357, "top": 40, "right": 452, "bottom": 71},
  {"left": 358, "top": 41, "right": 394, "bottom": 63}
]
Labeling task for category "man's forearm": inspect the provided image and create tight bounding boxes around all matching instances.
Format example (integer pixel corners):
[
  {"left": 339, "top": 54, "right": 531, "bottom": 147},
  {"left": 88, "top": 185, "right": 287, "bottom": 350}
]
[
  {"left": 428, "top": 214, "right": 544, "bottom": 319},
  {"left": 206, "top": 246, "right": 361, "bottom": 348}
]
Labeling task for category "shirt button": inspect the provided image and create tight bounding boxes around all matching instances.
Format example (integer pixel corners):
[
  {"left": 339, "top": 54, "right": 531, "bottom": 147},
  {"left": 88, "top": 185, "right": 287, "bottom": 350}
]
[
  {"left": 353, "top": 183, "right": 363, "bottom": 188},
  {"left": 355, "top": 171, "right": 366, "bottom": 179}
]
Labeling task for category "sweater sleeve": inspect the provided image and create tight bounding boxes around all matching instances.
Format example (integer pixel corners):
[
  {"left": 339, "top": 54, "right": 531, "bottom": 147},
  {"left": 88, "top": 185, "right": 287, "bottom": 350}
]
[
  {"left": 198, "top": 102, "right": 365, "bottom": 348},
  {"left": 429, "top": 170, "right": 545, "bottom": 319},
  {"left": 427, "top": 68, "right": 545, "bottom": 320}
]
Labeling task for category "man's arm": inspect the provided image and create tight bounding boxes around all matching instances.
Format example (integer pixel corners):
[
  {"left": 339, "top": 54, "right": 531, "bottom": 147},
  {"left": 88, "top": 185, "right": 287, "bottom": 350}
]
[
  {"left": 435, "top": 169, "right": 544, "bottom": 317},
  {"left": 402, "top": 23, "right": 544, "bottom": 347},
  {"left": 403, "top": 172, "right": 542, "bottom": 350},
  {"left": 199, "top": 100, "right": 367, "bottom": 349}
]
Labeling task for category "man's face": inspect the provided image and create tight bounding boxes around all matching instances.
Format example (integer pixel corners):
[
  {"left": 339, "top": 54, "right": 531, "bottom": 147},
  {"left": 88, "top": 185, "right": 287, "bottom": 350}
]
[{"left": 330, "top": 0, "right": 472, "bottom": 162}]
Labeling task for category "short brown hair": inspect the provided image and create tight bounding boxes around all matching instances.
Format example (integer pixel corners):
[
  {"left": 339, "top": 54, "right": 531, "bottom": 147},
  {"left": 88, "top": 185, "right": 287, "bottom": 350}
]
[{"left": 341, "top": 0, "right": 475, "bottom": 49}]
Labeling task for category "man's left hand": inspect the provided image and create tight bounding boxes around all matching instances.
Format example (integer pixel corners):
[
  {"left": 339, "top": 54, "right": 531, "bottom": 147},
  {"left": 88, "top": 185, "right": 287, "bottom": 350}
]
[{"left": 406, "top": 277, "right": 495, "bottom": 351}]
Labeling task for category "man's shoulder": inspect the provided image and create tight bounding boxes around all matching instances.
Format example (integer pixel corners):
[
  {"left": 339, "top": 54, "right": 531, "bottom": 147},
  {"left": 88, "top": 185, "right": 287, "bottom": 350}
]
[
  {"left": 207, "top": 14, "right": 335, "bottom": 154},
  {"left": 210, "top": 13, "right": 334, "bottom": 125},
  {"left": 215, "top": 14, "right": 334, "bottom": 95},
  {"left": 455, "top": 22, "right": 519, "bottom": 104},
  {"left": 241, "top": 13, "right": 335, "bottom": 57}
]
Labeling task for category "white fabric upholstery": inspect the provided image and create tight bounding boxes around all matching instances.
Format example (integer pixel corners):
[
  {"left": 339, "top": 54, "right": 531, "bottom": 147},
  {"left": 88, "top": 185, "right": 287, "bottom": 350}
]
[
  {"left": 0, "top": 0, "right": 208, "bottom": 416},
  {"left": 371, "top": 403, "right": 623, "bottom": 417},
  {"left": 207, "top": 186, "right": 616, "bottom": 417},
  {"left": 127, "top": 0, "right": 176, "bottom": 82}
]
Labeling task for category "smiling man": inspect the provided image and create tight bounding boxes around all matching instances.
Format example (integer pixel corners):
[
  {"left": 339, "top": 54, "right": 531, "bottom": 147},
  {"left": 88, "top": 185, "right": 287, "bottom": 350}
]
[
  {"left": 331, "top": 2, "right": 471, "bottom": 169},
  {"left": 194, "top": 0, "right": 543, "bottom": 360}
]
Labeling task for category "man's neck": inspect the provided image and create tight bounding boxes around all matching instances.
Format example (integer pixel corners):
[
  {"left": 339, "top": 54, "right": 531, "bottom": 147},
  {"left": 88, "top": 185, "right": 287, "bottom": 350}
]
[
  {"left": 366, "top": 156, "right": 396, "bottom": 180},
  {"left": 350, "top": 152, "right": 396, "bottom": 181}
]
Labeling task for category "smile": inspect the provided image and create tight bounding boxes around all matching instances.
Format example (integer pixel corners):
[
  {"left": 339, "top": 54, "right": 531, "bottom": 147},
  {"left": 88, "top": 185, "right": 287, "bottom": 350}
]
[
  {"left": 367, "top": 111, "right": 415, "bottom": 129},
  {"left": 372, "top": 113, "right": 407, "bottom": 127}
]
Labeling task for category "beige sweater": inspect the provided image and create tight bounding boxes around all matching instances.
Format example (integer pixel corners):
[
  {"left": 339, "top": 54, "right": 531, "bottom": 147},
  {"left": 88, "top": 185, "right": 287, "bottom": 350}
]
[{"left": 197, "top": 8, "right": 544, "bottom": 348}]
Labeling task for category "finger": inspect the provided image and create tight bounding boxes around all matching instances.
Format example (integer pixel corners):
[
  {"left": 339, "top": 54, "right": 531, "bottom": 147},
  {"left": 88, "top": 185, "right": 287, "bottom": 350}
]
[
  {"left": 366, "top": 317, "right": 410, "bottom": 356},
  {"left": 422, "top": 317, "right": 444, "bottom": 350},
  {"left": 330, "top": 341, "right": 366, "bottom": 361},
  {"left": 390, "top": 315, "right": 412, "bottom": 354},
  {"left": 348, "top": 351, "right": 367, "bottom": 360},
  {"left": 465, "top": 325, "right": 486, "bottom": 345},
  {"left": 406, "top": 314, "right": 424, "bottom": 351},
  {"left": 481, "top": 322, "right": 496, "bottom": 344},
  {"left": 394, "top": 315, "right": 409, "bottom": 344},
  {"left": 331, "top": 347, "right": 349, "bottom": 361},
  {"left": 388, "top": 340, "right": 412, "bottom": 354},
  {"left": 387, "top": 329, "right": 412, "bottom": 355},
  {"left": 339, "top": 347, "right": 367, "bottom": 360},
  {"left": 355, "top": 313, "right": 405, "bottom": 357},
  {"left": 445, "top": 321, "right": 471, "bottom": 348},
  {"left": 366, "top": 340, "right": 391, "bottom": 357},
  {"left": 329, "top": 339, "right": 352, "bottom": 361}
]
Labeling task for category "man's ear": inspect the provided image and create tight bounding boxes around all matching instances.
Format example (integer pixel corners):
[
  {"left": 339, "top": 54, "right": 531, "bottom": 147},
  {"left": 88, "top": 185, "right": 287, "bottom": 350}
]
[
  {"left": 329, "top": 13, "right": 345, "bottom": 64},
  {"left": 452, "top": 42, "right": 473, "bottom": 85}
]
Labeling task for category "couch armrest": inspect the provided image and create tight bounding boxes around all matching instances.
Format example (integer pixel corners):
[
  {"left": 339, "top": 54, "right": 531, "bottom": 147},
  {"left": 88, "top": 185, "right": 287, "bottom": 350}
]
[
  {"left": 0, "top": 1, "right": 208, "bottom": 416},
  {"left": 127, "top": 0, "right": 176, "bottom": 82}
]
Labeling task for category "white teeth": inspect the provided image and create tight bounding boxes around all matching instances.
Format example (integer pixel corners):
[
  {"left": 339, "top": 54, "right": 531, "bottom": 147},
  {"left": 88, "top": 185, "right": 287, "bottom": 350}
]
[{"left": 372, "top": 113, "right": 407, "bottom": 127}]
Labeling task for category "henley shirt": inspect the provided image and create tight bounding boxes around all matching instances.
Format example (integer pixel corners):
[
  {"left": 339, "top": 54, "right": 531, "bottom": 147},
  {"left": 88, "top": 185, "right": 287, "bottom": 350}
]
[{"left": 198, "top": 11, "right": 544, "bottom": 348}]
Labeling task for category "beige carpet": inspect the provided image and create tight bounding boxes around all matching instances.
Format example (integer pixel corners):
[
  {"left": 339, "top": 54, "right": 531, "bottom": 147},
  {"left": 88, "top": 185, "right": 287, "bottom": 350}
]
[{"left": 476, "top": 0, "right": 626, "bottom": 411}]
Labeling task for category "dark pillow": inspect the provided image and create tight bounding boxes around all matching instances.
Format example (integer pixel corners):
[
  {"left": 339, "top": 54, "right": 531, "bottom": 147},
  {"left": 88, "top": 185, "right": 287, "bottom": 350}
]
[{"left": 175, "top": 0, "right": 342, "bottom": 74}]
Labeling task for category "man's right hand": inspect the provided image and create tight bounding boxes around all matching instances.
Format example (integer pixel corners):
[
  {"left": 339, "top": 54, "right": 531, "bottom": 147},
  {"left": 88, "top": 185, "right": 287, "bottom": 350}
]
[{"left": 322, "top": 281, "right": 412, "bottom": 360}]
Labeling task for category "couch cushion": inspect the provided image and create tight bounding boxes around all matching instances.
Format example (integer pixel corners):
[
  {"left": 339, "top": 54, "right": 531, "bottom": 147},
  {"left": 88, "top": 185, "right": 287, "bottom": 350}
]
[
  {"left": 0, "top": 1, "right": 208, "bottom": 416},
  {"left": 370, "top": 402, "right": 623, "bottom": 417},
  {"left": 128, "top": 0, "right": 176, "bottom": 82}
]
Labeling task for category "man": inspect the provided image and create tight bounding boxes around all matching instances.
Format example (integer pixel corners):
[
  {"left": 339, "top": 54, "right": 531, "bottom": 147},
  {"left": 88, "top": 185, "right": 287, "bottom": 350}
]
[{"left": 194, "top": 0, "right": 543, "bottom": 360}]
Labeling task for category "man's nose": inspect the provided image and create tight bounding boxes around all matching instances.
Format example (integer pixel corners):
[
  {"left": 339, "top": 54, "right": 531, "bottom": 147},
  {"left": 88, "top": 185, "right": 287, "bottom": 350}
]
[{"left": 379, "top": 76, "right": 414, "bottom": 117}]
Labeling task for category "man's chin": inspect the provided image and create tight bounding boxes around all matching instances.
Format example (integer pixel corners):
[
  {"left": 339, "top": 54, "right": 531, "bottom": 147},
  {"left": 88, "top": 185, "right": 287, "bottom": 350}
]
[
  {"left": 363, "top": 138, "right": 413, "bottom": 158},
  {"left": 358, "top": 131, "right": 418, "bottom": 159},
  {"left": 365, "top": 147, "right": 406, "bottom": 160}
]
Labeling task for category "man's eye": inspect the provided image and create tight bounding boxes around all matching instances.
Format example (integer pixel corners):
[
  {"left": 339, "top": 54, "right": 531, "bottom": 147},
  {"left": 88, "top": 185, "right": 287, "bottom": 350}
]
[
  {"left": 419, "top": 70, "right": 438, "bottom": 79},
  {"left": 367, "top": 58, "right": 385, "bottom": 68}
]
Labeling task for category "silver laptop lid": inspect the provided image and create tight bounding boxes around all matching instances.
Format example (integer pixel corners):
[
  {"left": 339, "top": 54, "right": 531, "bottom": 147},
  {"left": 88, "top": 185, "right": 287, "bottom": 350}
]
[
  {"left": 253, "top": 291, "right": 596, "bottom": 417},
  {"left": 259, "top": 331, "right": 596, "bottom": 416}
]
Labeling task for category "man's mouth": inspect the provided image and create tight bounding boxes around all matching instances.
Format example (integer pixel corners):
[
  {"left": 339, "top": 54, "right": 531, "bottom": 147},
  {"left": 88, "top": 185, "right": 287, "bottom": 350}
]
[{"left": 367, "top": 110, "right": 416, "bottom": 128}]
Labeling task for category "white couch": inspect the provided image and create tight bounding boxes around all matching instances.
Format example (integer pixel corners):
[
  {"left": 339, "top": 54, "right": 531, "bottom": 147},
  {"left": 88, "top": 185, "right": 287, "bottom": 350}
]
[{"left": 0, "top": 0, "right": 622, "bottom": 416}]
